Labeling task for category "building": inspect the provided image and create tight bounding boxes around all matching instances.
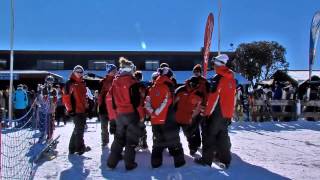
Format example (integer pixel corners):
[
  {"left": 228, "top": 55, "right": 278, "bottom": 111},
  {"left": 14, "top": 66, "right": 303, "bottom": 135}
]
[
  {"left": 0, "top": 50, "right": 243, "bottom": 88},
  {"left": 0, "top": 50, "right": 234, "bottom": 71}
]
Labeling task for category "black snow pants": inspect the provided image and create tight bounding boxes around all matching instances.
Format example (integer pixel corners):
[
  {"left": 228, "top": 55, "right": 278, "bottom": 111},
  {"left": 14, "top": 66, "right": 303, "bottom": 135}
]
[
  {"left": 107, "top": 112, "right": 141, "bottom": 169},
  {"left": 69, "top": 113, "right": 87, "bottom": 153},
  {"left": 151, "top": 116, "right": 185, "bottom": 168},
  {"left": 99, "top": 113, "right": 109, "bottom": 146},
  {"left": 201, "top": 103, "right": 232, "bottom": 166},
  {"left": 180, "top": 114, "right": 202, "bottom": 152}
]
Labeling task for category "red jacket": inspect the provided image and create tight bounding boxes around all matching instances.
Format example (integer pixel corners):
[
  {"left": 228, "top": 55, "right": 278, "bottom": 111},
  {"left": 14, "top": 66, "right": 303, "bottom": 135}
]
[
  {"left": 185, "top": 76, "right": 209, "bottom": 105},
  {"left": 204, "top": 66, "right": 236, "bottom": 119},
  {"left": 175, "top": 85, "right": 202, "bottom": 124},
  {"left": 97, "top": 75, "right": 114, "bottom": 114},
  {"left": 62, "top": 73, "right": 88, "bottom": 114},
  {"left": 106, "top": 73, "right": 145, "bottom": 120},
  {"left": 145, "top": 75, "right": 173, "bottom": 125}
]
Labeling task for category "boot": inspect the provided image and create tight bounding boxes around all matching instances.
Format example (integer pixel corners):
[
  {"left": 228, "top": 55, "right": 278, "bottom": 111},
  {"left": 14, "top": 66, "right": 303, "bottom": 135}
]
[{"left": 78, "top": 146, "right": 91, "bottom": 155}]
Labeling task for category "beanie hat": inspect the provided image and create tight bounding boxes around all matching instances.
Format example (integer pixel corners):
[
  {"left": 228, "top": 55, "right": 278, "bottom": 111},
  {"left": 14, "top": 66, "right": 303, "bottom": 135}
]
[
  {"left": 134, "top": 71, "right": 143, "bottom": 81},
  {"left": 189, "top": 76, "right": 200, "bottom": 88},
  {"left": 160, "top": 63, "right": 169, "bottom": 68},
  {"left": 151, "top": 72, "right": 159, "bottom": 81},
  {"left": 158, "top": 67, "right": 173, "bottom": 78},
  {"left": 73, "top": 65, "right": 84, "bottom": 73},
  {"left": 212, "top": 54, "right": 229, "bottom": 66},
  {"left": 193, "top": 64, "right": 202, "bottom": 73},
  {"left": 119, "top": 57, "right": 135, "bottom": 73},
  {"left": 106, "top": 64, "right": 117, "bottom": 74}
]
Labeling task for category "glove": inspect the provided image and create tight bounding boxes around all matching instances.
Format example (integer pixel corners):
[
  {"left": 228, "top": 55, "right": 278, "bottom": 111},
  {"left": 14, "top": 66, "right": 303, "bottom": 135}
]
[
  {"left": 109, "top": 120, "right": 116, "bottom": 134},
  {"left": 67, "top": 111, "right": 75, "bottom": 117},
  {"left": 226, "top": 119, "right": 232, "bottom": 126}
]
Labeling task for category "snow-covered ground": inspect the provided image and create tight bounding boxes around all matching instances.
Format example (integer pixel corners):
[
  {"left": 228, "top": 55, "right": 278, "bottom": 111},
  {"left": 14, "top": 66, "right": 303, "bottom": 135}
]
[{"left": 34, "top": 119, "right": 320, "bottom": 180}]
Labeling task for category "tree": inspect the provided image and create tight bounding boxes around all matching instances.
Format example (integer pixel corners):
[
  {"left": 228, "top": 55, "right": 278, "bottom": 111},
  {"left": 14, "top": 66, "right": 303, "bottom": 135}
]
[{"left": 234, "top": 41, "right": 289, "bottom": 84}]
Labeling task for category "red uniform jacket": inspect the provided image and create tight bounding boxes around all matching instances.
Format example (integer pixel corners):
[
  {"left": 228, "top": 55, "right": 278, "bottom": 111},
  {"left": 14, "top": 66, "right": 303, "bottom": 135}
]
[
  {"left": 106, "top": 73, "right": 145, "bottom": 121},
  {"left": 204, "top": 66, "right": 236, "bottom": 119},
  {"left": 175, "top": 85, "right": 202, "bottom": 125},
  {"left": 98, "top": 75, "right": 114, "bottom": 113},
  {"left": 185, "top": 76, "right": 209, "bottom": 105},
  {"left": 145, "top": 75, "right": 174, "bottom": 125},
  {"left": 62, "top": 73, "right": 88, "bottom": 114}
]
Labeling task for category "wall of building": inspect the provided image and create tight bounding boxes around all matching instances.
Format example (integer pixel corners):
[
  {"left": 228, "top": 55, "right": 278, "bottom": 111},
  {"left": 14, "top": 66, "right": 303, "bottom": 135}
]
[{"left": 0, "top": 50, "right": 233, "bottom": 71}]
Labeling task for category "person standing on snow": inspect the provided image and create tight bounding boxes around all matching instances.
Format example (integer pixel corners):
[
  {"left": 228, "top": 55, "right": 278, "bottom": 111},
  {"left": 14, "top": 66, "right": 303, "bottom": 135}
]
[
  {"left": 37, "top": 76, "right": 57, "bottom": 140},
  {"left": 145, "top": 67, "right": 186, "bottom": 168},
  {"left": 98, "top": 63, "right": 117, "bottom": 148},
  {"left": 106, "top": 57, "right": 145, "bottom": 170},
  {"left": 55, "top": 84, "right": 66, "bottom": 126},
  {"left": 134, "top": 70, "right": 149, "bottom": 150},
  {"left": 180, "top": 64, "right": 210, "bottom": 155},
  {"left": 13, "top": 84, "right": 28, "bottom": 127},
  {"left": 174, "top": 76, "right": 203, "bottom": 156},
  {"left": 63, "top": 65, "right": 91, "bottom": 155},
  {"left": 194, "top": 54, "right": 236, "bottom": 169}
]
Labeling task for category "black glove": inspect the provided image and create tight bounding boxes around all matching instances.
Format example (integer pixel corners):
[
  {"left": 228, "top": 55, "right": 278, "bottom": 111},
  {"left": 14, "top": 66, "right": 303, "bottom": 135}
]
[
  {"left": 109, "top": 120, "right": 116, "bottom": 134},
  {"left": 226, "top": 119, "right": 232, "bottom": 126},
  {"left": 67, "top": 111, "right": 75, "bottom": 117}
]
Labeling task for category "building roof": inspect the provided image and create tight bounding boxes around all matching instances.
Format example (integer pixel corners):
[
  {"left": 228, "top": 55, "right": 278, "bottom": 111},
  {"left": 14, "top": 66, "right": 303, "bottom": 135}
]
[
  {"left": 287, "top": 70, "right": 320, "bottom": 83},
  {"left": 0, "top": 50, "right": 233, "bottom": 56},
  {"left": 0, "top": 70, "right": 63, "bottom": 82}
]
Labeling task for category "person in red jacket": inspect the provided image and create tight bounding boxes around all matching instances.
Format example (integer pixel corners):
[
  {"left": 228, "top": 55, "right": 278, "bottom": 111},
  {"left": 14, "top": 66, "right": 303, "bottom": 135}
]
[
  {"left": 181, "top": 64, "right": 210, "bottom": 155},
  {"left": 145, "top": 67, "right": 185, "bottom": 168},
  {"left": 98, "top": 63, "right": 117, "bottom": 148},
  {"left": 106, "top": 57, "right": 145, "bottom": 171},
  {"left": 174, "top": 76, "right": 203, "bottom": 156},
  {"left": 134, "top": 71, "right": 149, "bottom": 150},
  {"left": 62, "top": 65, "right": 91, "bottom": 155},
  {"left": 189, "top": 64, "right": 210, "bottom": 105},
  {"left": 194, "top": 54, "right": 236, "bottom": 169}
]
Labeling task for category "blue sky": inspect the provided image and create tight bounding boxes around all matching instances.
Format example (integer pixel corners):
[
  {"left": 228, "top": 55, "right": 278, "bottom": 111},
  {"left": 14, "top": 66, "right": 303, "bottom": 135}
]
[{"left": 0, "top": 0, "right": 319, "bottom": 70}]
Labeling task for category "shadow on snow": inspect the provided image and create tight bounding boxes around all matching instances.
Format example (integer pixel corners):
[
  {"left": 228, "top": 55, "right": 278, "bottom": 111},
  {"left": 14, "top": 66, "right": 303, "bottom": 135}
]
[{"left": 59, "top": 150, "right": 289, "bottom": 180}]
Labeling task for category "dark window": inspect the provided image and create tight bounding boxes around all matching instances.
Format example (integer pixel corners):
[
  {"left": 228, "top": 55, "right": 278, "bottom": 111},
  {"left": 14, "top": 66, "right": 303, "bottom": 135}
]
[
  {"left": 145, "top": 60, "right": 159, "bottom": 70},
  {"left": 88, "top": 60, "right": 115, "bottom": 70},
  {"left": 37, "top": 60, "right": 64, "bottom": 70},
  {"left": 0, "top": 59, "right": 7, "bottom": 70}
]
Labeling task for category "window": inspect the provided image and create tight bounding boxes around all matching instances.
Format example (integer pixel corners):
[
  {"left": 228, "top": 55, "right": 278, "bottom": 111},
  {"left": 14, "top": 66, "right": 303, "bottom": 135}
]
[
  {"left": 37, "top": 60, "right": 64, "bottom": 70},
  {"left": 0, "top": 59, "right": 7, "bottom": 70},
  {"left": 88, "top": 60, "right": 115, "bottom": 70},
  {"left": 145, "top": 60, "right": 159, "bottom": 70}
]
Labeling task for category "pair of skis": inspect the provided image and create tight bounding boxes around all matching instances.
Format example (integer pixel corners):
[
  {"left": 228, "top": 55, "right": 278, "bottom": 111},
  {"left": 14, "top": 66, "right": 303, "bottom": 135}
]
[{"left": 34, "top": 135, "right": 61, "bottom": 163}]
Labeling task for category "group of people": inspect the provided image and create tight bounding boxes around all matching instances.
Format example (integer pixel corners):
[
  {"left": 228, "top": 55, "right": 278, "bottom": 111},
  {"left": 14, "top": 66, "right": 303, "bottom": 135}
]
[
  {"left": 0, "top": 84, "right": 37, "bottom": 127},
  {"left": 37, "top": 76, "right": 66, "bottom": 141},
  {"left": 62, "top": 53, "right": 236, "bottom": 170},
  {"left": 246, "top": 78, "right": 320, "bottom": 122}
]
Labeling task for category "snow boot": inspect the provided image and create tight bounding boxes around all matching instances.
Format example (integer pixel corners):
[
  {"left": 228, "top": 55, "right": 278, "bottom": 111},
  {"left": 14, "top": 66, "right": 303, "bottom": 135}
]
[
  {"left": 190, "top": 149, "right": 197, "bottom": 156},
  {"left": 107, "top": 161, "right": 116, "bottom": 169},
  {"left": 194, "top": 157, "right": 211, "bottom": 167},
  {"left": 77, "top": 146, "right": 91, "bottom": 155},
  {"left": 151, "top": 147, "right": 163, "bottom": 168},
  {"left": 125, "top": 162, "right": 138, "bottom": 171}
]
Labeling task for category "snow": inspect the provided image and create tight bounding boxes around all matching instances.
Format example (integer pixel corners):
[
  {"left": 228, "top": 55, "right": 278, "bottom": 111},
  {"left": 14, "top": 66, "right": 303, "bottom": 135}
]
[{"left": 34, "top": 119, "right": 320, "bottom": 180}]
